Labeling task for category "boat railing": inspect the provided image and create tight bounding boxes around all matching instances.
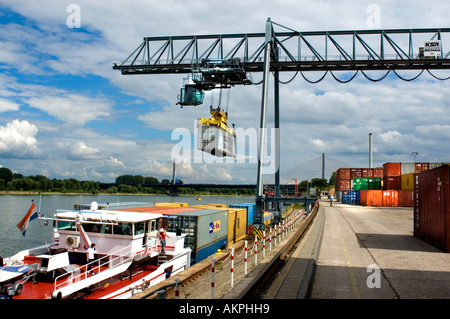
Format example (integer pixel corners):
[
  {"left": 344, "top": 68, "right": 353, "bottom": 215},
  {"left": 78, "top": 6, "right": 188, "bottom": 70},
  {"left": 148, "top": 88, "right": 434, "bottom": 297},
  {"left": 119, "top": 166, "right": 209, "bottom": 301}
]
[{"left": 54, "top": 241, "right": 158, "bottom": 293}]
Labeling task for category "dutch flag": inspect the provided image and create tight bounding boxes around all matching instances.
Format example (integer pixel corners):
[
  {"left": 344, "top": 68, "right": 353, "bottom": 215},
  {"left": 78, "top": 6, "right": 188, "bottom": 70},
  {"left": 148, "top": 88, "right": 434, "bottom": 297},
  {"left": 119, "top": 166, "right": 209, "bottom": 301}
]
[{"left": 17, "top": 201, "right": 39, "bottom": 237}]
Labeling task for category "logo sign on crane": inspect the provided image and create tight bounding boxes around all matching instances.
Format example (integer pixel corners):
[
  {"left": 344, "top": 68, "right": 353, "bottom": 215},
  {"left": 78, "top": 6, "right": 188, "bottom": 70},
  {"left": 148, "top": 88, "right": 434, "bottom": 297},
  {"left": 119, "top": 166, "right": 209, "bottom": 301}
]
[{"left": 424, "top": 40, "right": 442, "bottom": 57}]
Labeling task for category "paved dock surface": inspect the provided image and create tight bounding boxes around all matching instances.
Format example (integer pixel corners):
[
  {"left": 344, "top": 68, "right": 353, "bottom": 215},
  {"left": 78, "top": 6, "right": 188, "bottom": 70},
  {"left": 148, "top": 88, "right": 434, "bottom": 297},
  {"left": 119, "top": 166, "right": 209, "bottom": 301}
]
[{"left": 267, "top": 200, "right": 450, "bottom": 299}]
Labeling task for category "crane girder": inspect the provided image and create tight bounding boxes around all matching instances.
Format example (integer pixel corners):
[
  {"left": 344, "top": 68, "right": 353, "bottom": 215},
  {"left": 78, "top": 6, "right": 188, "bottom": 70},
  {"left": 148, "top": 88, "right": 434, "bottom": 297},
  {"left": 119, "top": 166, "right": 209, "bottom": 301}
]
[{"left": 114, "top": 27, "right": 450, "bottom": 77}]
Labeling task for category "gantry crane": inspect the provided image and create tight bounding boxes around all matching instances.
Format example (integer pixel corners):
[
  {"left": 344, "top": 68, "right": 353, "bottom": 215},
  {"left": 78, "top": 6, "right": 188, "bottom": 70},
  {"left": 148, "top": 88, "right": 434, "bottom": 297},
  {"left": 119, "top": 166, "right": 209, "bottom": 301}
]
[{"left": 114, "top": 18, "right": 450, "bottom": 230}]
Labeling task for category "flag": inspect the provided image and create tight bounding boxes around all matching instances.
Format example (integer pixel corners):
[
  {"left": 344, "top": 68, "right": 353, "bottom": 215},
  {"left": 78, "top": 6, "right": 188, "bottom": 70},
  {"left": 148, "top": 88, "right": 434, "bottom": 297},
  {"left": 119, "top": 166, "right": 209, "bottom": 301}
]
[{"left": 17, "top": 201, "right": 39, "bottom": 237}]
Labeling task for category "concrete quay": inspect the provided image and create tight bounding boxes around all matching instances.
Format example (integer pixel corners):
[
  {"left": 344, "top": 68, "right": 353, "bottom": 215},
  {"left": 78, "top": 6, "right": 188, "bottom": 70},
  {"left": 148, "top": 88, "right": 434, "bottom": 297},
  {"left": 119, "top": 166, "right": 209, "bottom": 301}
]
[{"left": 267, "top": 200, "right": 450, "bottom": 299}]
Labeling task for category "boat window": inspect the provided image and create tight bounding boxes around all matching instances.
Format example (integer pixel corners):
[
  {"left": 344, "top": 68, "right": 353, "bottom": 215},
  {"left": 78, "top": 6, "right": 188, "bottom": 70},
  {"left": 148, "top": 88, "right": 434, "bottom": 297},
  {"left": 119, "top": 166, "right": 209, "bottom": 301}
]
[
  {"left": 150, "top": 220, "right": 157, "bottom": 232},
  {"left": 57, "top": 220, "right": 76, "bottom": 231},
  {"left": 113, "top": 222, "right": 132, "bottom": 236},
  {"left": 134, "top": 222, "right": 145, "bottom": 235},
  {"left": 83, "top": 223, "right": 112, "bottom": 234}
]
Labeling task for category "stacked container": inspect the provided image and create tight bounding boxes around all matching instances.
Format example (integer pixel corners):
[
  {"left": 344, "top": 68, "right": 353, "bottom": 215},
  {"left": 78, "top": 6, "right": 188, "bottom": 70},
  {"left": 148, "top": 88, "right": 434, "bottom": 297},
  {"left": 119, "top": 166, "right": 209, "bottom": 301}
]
[
  {"left": 229, "top": 203, "right": 255, "bottom": 235},
  {"left": 167, "top": 209, "right": 229, "bottom": 265},
  {"left": 414, "top": 165, "right": 450, "bottom": 252},
  {"left": 383, "top": 162, "right": 401, "bottom": 190}
]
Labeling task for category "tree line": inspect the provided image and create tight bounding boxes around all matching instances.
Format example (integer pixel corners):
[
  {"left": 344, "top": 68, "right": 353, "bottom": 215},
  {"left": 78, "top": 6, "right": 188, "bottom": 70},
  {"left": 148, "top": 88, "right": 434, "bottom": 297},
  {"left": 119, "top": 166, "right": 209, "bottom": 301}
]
[
  {"left": 0, "top": 168, "right": 256, "bottom": 195},
  {"left": 0, "top": 167, "right": 335, "bottom": 196}
]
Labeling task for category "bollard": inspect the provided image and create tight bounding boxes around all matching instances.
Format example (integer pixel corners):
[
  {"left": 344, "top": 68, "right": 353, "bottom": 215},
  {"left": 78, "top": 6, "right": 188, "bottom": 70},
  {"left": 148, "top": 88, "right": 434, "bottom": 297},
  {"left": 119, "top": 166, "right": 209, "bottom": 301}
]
[
  {"left": 174, "top": 277, "right": 180, "bottom": 299},
  {"left": 254, "top": 235, "right": 258, "bottom": 266},
  {"left": 211, "top": 257, "right": 215, "bottom": 299},
  {"left": 244, "top": 240, "right": 248, "bottom": 275},
  {"left": 269, "top": 227, "right": 272, "bottom": 252},
  {"left": 230, "top": 247, "right": 234, "bottom": 288},
  {"left": 263, "top": 232, "right": 266, "bottom": 258},
  {"left": 274, "top": 225, "right": 277, "bottom": 247}
]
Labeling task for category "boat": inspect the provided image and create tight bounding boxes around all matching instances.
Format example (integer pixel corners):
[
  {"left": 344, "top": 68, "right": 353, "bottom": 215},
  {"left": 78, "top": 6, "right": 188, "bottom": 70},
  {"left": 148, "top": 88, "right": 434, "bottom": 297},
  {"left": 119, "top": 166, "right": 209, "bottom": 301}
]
[
  {"left": 0, "top": 202, "right": 191, "bottom": 299},
  {"left": 196, "top": 195, "right": 201, "bottom": 201}
]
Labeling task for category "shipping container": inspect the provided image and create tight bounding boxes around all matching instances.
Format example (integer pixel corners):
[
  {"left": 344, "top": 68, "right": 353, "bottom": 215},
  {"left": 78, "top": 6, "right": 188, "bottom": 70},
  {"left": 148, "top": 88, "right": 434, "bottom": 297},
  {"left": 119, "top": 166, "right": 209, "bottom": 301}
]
[
  {"left": 384, "top": 162, "right": 401, "bottom": 176},
  {"left": 192, "top": 205, "right": 247, "bottom": 246},
  {"left": 383, "top": 176, "right": 401, "bottom": 190},
  {"left": 263, "top": 212, "right": 273, "bottom": 226},
  {"left": 337, "top": 168, "right": 351, "bottom": 180},
  {"left": 154, "top": 202, "right": 190, "bottom": 208},
  {"left": 401, "top": 163, "right": 416, "bottom": 175},
  {"left": 336, "top": 179, "right": 352, "bottom": 191},
  {"left": 414, "top": 165, "right": 450, "bottom": 252},
  {"left": 350, "top": 168, "right": 362, "bottom": 180},
  {"left": 353, "top": 178, "right": 382, "bottom": 191},
  {"left": 401, "top": 173, "right": 414, "bottom": 190},
  {"left": 360, "top": 190, "right": 383, "bottom": 206},
  {"left": 229, "top": 203, "right": 255, "bottom": 235},
  {"left": 362, "top": 168, "right": 373, "bottom": 178},
  {"left": 398, "top": 190, "right": 414, "bottom": 207},
  {"left": 373, "top": 168, "right": 384, "bottom": 178},
  {"left": 382, "top": 190, "right": 399, "bottom": 207},
  {"left": 167, "top": 209, "right": 229, "bottom": 264},
  {"left": 342, "top": 191, "right": 360, "bottom": 205},
  {"left": 415, "top": 162, "right": 429, "bottom": 173}
]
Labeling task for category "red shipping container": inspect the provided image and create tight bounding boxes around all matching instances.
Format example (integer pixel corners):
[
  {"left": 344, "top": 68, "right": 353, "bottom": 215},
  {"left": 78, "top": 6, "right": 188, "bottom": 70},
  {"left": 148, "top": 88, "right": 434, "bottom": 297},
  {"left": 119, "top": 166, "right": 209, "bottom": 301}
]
[
  {"left": 350, "top": 168, "right": 362, "bottom": 180},
  {"left": 383, "top": 162, "right": 401, "bottom": 176},
  {"left": 383, "top": 176, "right": 401, "bottom": 190},
  {"left": 336, "top": 179, "right": 351, "bottom": 191},
  {"left": 382, "top": 190, "right": 399, "bottom": 207},
  {"left": 373, "top": 168, "right": 384, "bottom": 178},
  {"left": 360, "top": 190, "right": 383, "bottom": 206},
  {"left": 337, "top": 168, "right": 350, "bottom": 180},
  {"left": 415, "top": 163, "right": 429, "bottom": 173},
  {"left": 362, "top": 168, "right": 373, "bottom": 178},
  {"left": 414, "top": 165, "right": 450, "bottom": 252},
  {"left": 398, "top": 190, "right": 414, "bottom": 207}
]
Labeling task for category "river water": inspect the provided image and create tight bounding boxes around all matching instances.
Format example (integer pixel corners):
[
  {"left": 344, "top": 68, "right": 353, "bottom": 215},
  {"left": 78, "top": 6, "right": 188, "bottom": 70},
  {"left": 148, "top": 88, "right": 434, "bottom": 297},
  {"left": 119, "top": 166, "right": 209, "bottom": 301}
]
[{"left": 0, "top": 194, "right": 254, "bottom": 258}]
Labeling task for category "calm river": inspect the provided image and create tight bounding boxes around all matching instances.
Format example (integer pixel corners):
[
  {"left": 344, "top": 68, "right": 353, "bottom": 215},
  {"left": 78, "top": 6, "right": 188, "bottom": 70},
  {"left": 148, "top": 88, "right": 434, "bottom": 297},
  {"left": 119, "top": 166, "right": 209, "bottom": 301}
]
[{"left": 0, "top": 194, "right": 254, "bottom": 258}]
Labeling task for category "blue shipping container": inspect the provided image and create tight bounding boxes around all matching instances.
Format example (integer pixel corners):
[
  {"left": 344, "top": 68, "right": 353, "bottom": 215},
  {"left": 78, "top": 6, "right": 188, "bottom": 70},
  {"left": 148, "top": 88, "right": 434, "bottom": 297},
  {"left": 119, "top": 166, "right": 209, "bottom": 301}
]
[
  {"left": 229, "top": 203, "right": 255, "bottom": 235},
  {"left": 342, "top": 191, "right": 360, "bottom": 205},
  {"left": 194, "top": 236, "right": 228, "bottom": 264}
]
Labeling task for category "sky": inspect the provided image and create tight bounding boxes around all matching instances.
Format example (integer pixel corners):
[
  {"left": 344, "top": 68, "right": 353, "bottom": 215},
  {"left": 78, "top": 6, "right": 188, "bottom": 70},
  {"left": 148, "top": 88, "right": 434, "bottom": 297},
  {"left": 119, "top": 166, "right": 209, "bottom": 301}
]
[{"left": 0, "top": 0, "right": 450, "bottom": 185}]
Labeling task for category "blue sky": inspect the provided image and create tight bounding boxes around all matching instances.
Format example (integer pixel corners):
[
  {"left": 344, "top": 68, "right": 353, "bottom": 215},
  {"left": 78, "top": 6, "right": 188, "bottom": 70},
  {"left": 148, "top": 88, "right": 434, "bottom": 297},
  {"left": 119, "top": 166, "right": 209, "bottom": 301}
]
[{"left": 1, "top": 0, "right": 450, "bottom": 184}]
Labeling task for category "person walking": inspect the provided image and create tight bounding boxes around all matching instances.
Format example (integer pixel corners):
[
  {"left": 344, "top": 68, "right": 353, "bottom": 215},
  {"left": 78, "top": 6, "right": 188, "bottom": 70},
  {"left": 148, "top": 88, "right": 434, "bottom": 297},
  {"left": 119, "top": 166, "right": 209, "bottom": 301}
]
[{"left": 86, "top": 243, "right": 96, "bottom": 275}]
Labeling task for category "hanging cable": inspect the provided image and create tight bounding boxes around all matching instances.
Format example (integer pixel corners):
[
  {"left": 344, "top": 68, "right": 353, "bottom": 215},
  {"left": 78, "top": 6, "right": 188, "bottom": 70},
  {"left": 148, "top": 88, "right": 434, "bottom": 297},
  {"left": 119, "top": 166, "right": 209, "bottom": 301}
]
[
  {"left": 360, "top": 69, "right": 391, "bottom": 82},
  {"left": 392, "top": 69, "right": 424, "bottom": 81},
  {"left": 272, "top": 70, "right": 299, "bottom": 85},
  {"left": 426, "top": 69, "right": 450, "bottom": 81},
  {"left": 300, "top": 70, "right": 328, "bottom": 84},
  {"left": 329, "top": 70, "right": 359, "bottom": 83}
]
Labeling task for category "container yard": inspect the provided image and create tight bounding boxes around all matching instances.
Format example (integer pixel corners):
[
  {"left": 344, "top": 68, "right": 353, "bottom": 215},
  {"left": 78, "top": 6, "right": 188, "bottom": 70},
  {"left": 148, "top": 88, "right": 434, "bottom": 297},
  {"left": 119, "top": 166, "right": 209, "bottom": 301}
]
[{"left": 335, "top": 162, "right": 449, "bottom": 208}]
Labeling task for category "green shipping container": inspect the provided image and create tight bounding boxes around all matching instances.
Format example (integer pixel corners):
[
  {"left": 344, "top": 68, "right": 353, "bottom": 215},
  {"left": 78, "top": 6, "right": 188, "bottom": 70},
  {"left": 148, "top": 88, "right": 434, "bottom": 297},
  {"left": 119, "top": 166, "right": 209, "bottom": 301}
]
[{"left": 353, "top": 178, "right": 382, "bottom": 190}]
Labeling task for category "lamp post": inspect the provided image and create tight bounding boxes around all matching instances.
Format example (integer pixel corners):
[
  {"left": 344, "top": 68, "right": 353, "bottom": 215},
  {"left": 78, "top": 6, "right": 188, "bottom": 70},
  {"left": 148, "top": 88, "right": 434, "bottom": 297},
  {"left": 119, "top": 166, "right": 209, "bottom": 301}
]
[{"left": 411, "top": 152, "right": 418, "bottom": 162}]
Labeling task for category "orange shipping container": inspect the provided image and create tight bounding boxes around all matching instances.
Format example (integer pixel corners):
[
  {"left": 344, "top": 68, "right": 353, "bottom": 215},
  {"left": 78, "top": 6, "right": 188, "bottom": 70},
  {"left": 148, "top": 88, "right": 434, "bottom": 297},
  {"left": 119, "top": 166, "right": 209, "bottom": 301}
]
[
  {"left": 383, "top": 162, "right": 401, "bottom": 176},
  {"left": 383, "top": 190, "right": 399, "bottom": 207},
  {"left": 360, "top": 190, "right": 383, "bottom": 206}
]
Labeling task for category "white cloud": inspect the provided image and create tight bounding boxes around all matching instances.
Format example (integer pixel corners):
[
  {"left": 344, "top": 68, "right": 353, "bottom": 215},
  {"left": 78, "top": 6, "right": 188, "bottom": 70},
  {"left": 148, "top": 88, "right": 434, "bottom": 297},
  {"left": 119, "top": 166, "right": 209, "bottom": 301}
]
[
  {"left": 0, "top": 98, "right": 19, "bottom": 112},
  {"left": 26, "top": 94, "right": 112, "bottom": 126},
  {"left": 0, "top": 119, "right": 39, "bottom": 157}
]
